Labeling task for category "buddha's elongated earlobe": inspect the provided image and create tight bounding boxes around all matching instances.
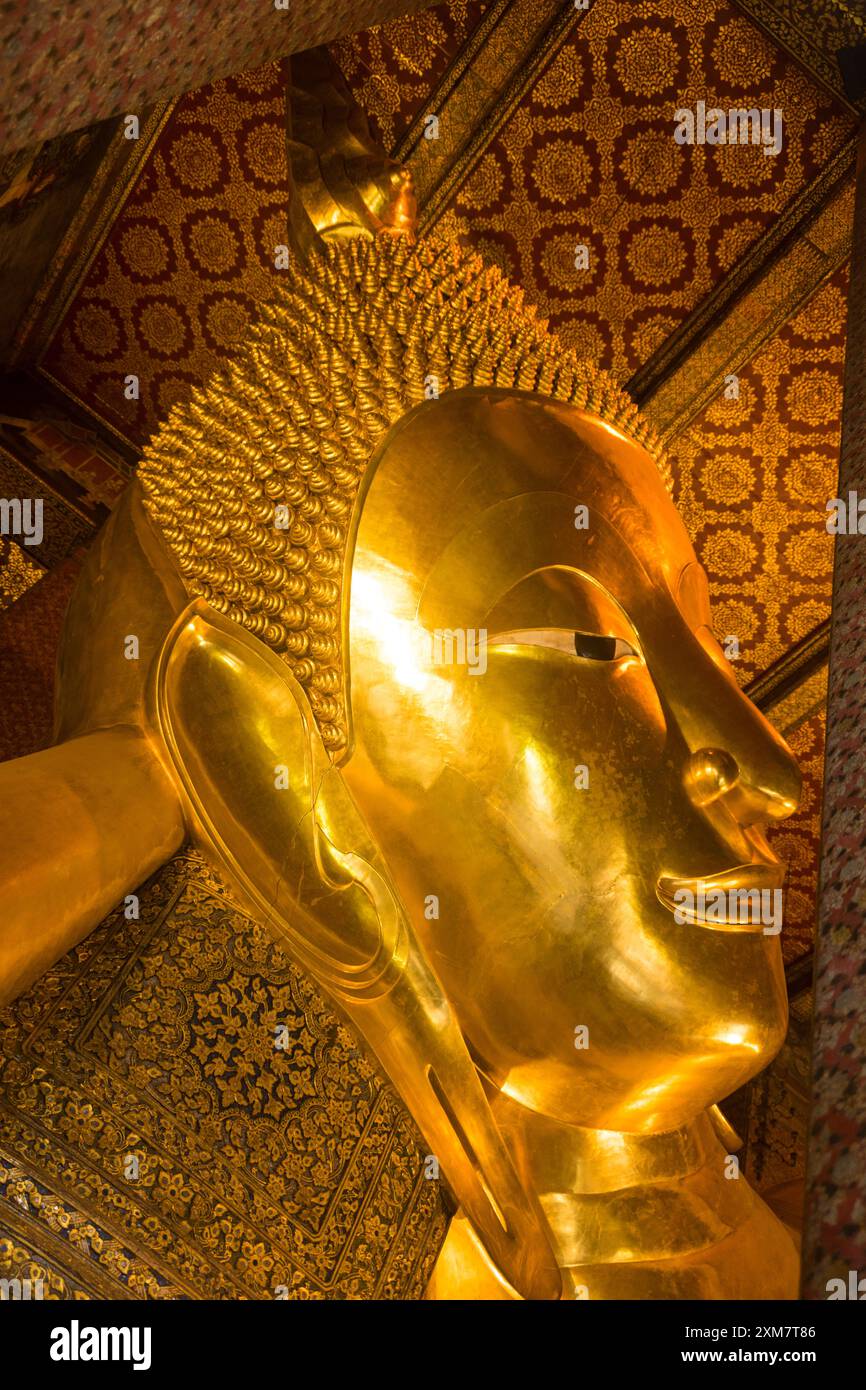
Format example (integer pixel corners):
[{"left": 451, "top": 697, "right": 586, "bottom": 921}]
[{"left": 148, "top": 600, "right": 562, "bottom": 1301}]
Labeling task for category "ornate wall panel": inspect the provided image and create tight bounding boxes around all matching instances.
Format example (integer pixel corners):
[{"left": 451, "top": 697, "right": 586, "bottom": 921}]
[
  {"left": 667, "top": 264, "right": 848, "bottom": 684},
  {"left": 0, "top": 850, "right": 449, "bottom": 1299},
  {"left": 0, "top": 0, "right": 438, "bottom": 157},
  {"left": 0, "top": 539, "right": 41, "bottom": 612},
  {"left": 40, "top": 63, "right": 292, "bottom": 449},
  {"left": 0, "top": 553, "right": 84, "bottom": 762},
  {"left": 436, "top": 0, "right": 854, "bottom": 375},
  {"left": 0, "top": 122, "right": 118, "bottom": 358},
  {"left": 766, "top": 710, "right": 827, "bottom": 968},
  {"left": 332, "top": 0, "right": 491, "bottom": 153},
  {"left": 0, "top": 446, "right": 94, "bottom": 569}
]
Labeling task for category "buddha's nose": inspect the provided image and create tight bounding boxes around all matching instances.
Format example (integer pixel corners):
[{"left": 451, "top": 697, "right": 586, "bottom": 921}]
[
  {"left": 643, "top": 604, "right": 802, "bottom": 826},
  {"left": 684, "top": 748, "right": 738, "bottom": 806},
  {"left": 683, "top": 744, "right": 800, "bottom": 826}
]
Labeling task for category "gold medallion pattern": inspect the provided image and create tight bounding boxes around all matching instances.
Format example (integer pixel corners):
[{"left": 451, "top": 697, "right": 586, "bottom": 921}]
[
  {"left": 436, "top": 0, "right": 854, "bottom": 374},
  {"left": 0, "top": 850, "right": 448, "bottom": 1299},
  {"left": 669, "top": 266, "right": 848, "bottom": 683}
]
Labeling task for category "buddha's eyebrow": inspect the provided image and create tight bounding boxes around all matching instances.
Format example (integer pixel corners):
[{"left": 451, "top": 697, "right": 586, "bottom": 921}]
[
  {"left": 476, "top": 563, "right": 636, "bottom": 637},
  {"left": 483, "top": 565, "right": 633, "bottom": 620},
  {"left": 418, "top": 491, "right": 657, "bottom": 632}
]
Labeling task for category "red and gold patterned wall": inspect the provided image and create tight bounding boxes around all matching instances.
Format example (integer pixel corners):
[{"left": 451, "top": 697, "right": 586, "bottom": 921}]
[
  {"left": 439, "top": 0, "right": 854, "bottom": 372},
  {"left": 41, "top": 64, "right": 292, "bottom": 447},
  {"left": 669, "top": 266, "right": 848, "bottom": 681},
  {"left": 1, "top": 0, "right": 852, "bottom": 1260},
  {"left": 333, "top": 0, "right": 491, "bottom": 151}
]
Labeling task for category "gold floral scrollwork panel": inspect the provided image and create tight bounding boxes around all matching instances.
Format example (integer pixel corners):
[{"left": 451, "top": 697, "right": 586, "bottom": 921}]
[
  {"left": 0, "top": 850, "right": 448, "bottom": 1299},
  {"left": 440, "top": 0, "right": 854, "bottom": 375}
]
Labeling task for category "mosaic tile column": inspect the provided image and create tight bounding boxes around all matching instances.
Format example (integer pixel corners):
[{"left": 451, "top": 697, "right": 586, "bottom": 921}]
[
  {"left": 802, "top": 114, "right": 866, "bottom": 1299},
  {"left": 0, "top": 0, "right": 434, "bottom": 155}
]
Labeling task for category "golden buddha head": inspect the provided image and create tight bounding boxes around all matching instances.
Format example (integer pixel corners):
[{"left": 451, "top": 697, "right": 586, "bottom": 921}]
[
  {"left": 343, "top": 387, "right": 800, "bottom": 1136},
  {"left": 139, "top": 232, "right": 800, "bottom": 1150}
]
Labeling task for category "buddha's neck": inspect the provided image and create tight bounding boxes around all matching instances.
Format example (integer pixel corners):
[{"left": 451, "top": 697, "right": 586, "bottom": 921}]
[{"left": 490, "top": 1093, "right": 782, "bottom": 1299}]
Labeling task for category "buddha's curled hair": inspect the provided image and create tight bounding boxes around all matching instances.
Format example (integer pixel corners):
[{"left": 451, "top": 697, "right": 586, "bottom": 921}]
[{"left": 139, "top": 233, "right": 668, "bottom": 754}]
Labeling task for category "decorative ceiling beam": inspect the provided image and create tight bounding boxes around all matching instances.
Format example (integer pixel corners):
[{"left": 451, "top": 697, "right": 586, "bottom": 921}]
[
  {"left": 400, "top": 0, "right": 859, "bottom": 452},
  {"left": 630, "top": 138, "right": 855, "bottom": 413},
  {"left": 746, "top": 623, "right": 830, "bottom": 743},
  {"left": 11, "top": 104, "right": 174, "bottom": 368},
  {"left": 637, "top": 146, "right": 854, "bottom": 440},
  {"left": 732, "top": 0, "right": 866, "bottom": 114},
  {"left": 746, "top": 621, "right": 831, "bottom": 715},
  {"left": 397, "top": 0, "right": 582, "bottom": 229}
]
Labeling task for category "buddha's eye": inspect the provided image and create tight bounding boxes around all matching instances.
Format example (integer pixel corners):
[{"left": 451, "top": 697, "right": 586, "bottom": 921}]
[
  {"left": 572, "top": 631, "right": 638, "bottom": 661},
  {"left": 487, "top": 628, "right": 640, "bottom": 661}
]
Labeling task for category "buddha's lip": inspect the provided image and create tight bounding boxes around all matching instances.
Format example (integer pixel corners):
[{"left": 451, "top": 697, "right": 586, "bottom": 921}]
[{"left": 656, "top": 860, "right": 786, "bottom": 932}]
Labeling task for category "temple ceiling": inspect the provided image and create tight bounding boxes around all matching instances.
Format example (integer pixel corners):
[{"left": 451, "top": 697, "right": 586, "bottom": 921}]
[
  {"left": 7, "top": 4, "right": 851, "bottom": 679},
  {"left": 0, "top": 0, "right": 847, "bottom": 1004},
  {"left": 0, "top": 0, "right": 858, "bottom": 1295}
]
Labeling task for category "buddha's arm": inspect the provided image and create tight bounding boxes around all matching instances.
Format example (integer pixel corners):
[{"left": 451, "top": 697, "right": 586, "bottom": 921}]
[
  {"left": 0, "top": 483, "right": 191, "bottom": 1007},
  {"left": 0, "top": 481, "right": 562, "bottom": 1297},
  {"left": 0, "top": 727, "right": 184, "bottom": 1006}
]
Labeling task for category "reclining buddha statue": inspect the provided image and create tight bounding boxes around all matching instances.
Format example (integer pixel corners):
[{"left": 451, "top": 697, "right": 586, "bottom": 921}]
[{"left": 0, "top": 58, "right": 802, "bottom": 1297}]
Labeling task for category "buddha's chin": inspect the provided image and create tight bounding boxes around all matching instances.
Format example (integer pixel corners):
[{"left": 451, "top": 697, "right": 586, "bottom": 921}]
[
  {"left": 491, "top": 1015, "right": 786, "bottom": 1136},
  {"left": 497, "top": 1086, "right": 735, "bottom": 1139}
]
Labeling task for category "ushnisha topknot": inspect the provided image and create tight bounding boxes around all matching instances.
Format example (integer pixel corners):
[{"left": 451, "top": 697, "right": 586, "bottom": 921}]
[{"left": 139, "top": 232, "right": 669, "bottom": 754}]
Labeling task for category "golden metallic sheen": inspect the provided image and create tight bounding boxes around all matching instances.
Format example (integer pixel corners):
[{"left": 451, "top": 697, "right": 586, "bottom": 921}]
[{"left": 0, "top": 232, "right": 800, "bottom": 1300}]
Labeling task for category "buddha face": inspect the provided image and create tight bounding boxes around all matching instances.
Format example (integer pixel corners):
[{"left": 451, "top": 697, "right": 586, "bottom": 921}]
[{"left": 341, "top": 389, "right": 800, "bottom": 1135}]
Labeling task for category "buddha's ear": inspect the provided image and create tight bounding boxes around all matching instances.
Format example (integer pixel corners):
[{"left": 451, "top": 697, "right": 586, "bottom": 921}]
[{"left": 148, "top": 600, "right": 561, "bottom": 1301}]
